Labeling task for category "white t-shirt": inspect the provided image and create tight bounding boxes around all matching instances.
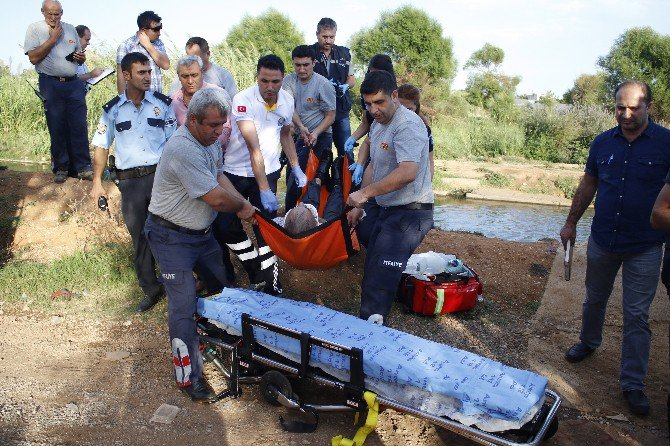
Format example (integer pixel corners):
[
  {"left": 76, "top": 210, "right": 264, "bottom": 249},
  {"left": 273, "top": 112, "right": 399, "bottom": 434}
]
[{"left": 223, "top": 84, "right": 294, "bottom": 177}]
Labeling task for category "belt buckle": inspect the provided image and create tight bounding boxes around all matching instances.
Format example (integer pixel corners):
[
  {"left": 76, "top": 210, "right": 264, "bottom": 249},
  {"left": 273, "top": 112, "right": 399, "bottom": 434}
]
[{"left": 58, "top": 76, "right": 66, "bottom": 82}]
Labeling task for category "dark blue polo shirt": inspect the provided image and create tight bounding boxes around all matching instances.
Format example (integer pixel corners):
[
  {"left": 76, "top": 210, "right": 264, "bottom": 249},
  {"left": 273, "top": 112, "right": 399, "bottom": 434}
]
[{"left": 586, "top": 121, "right": 670, "bottom": 253}]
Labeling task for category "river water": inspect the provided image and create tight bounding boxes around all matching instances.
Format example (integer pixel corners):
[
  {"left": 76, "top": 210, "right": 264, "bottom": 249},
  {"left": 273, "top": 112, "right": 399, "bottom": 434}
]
[{"left": 434, "top": 197, "right": 593, "bottom": 243}]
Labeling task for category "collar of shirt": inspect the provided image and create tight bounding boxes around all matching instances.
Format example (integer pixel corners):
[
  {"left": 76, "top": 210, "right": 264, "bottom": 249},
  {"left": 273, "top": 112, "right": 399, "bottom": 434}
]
[{"left": 253, "top": 85, "right": 280, "bottom": 112}]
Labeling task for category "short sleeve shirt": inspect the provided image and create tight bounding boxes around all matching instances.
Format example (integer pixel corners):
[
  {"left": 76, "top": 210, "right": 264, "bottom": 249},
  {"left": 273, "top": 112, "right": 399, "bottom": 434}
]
[
  {"left": 224, "top": 85, "right": 294, "bottom": 177},
  {"left": 369, "top": 105, "right": 433, "bottom": 207},
  {"left": 91, "top": 91, "right": 177, "bottom": 169},
  {"left": 205, "top": 63, "right": 239, "bottom": 97},
  {"left": 585, "top": 121, "right": 670, "bottom": 253},
  {"left": 170, "top": 82, "right": 232, "bottom": 149},
  {"left": 24, "top": 20, "right": 81, "bottom": 77},
  {"left": 282, "top": 72, "right": 335, "bottom": 134},
  {"left": 148, "top": 125, "right": 223, "bottom": 230},
  {"left": 116, "top": 35, "right": 167, "bottom": 93}
]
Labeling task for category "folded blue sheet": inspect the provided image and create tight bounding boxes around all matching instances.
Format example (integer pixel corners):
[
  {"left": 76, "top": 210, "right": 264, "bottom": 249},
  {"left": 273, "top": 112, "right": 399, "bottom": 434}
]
[{"left": 198, "top": 289, "right": 547, "bottom": 432}]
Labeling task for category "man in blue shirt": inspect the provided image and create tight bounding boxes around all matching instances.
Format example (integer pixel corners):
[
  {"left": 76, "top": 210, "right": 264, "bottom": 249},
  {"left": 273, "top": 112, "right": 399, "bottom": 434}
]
[
  {"left": 89, "top": 52, "right": 177, "bottom": 313},
  {"left": 560, "top": 80, "right": 670, "bottom": 416}
]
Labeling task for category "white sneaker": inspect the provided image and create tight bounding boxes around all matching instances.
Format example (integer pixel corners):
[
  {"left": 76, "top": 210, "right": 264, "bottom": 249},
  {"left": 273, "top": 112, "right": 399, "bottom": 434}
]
[{"left": 367, "top": 314, "right": 384, "bottom": 325}]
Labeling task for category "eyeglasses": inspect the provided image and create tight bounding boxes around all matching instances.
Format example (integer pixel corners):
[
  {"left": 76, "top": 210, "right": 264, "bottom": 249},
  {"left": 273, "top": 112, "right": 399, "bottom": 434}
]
[{"left": 145, "top": 24, "right": 162, "bottom": 32}]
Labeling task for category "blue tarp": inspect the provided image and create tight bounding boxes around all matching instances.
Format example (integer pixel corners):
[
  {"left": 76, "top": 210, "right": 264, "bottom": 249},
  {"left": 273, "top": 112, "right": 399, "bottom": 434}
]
[{"left": 198, "top": 289, "right": 547, "bottom": 432}]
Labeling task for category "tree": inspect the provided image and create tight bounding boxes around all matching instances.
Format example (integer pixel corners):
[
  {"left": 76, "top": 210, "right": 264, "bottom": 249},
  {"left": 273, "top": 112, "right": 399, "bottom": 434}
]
[
  {"left": 597, "top": 27, "right": 670, "bottom": 119},
  {"left": 223, "top": 9, "right": 304, "bottom": 72},
  {"left": 349, "top": 6, "right": 456, "bottom": 83},
  {"left": 563, "top": 73, "right": 608, "bottom": 106},
  {"left": 464, "top": 43, "right": 520, "bottom": 119}
]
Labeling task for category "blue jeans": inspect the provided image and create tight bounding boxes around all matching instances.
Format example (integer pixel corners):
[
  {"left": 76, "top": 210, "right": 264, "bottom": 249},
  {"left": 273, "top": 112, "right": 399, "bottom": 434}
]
[
  {"left": 285, "top": 132, "right": 333, "bottom": 210},
  {"left": 580, "top": 236, "right": 661, "bottom": 390},
  {"left": 39, "top": 75, "right": 91, "bottom": 173},
  {"left": 331, "top": 116, "right": 351, "bottom": 158}
]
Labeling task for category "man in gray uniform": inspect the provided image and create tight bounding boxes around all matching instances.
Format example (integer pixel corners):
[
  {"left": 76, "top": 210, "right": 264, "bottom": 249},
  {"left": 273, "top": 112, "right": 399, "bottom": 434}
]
[
  {"left": 282, "top": 44, "right": 336, "bottom": 210},
  {"left": 24, "top": 0, "right": 92, "bottom": 183},
  {"left": 347, "top": 71, "right": 434, "bottom": 325},
  {"left": 145, "top": 88, "right": 255, "bottom": 402}
]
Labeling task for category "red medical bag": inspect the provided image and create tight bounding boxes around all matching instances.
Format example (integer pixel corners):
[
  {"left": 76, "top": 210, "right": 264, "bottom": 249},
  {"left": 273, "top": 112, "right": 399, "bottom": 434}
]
[{"left": 398, "top": 266, "right": 482, "bottom": 315}]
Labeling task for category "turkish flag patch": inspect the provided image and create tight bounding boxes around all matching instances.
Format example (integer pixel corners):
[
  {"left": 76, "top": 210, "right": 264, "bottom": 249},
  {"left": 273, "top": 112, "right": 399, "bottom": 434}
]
[{"left": 237, "top": 105, "right": 247, "bottom": 113}]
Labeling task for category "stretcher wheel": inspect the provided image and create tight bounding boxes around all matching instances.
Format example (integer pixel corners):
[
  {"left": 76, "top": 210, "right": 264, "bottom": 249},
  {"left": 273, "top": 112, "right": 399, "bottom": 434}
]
[{"left": 260, "top": 371, "right": 293, "bottom": 407}]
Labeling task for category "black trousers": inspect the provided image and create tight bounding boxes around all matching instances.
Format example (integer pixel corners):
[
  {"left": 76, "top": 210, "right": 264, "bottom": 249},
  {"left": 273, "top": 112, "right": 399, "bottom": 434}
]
[{"left": 117, "top": 173, "right": 162, "bottom": 299}]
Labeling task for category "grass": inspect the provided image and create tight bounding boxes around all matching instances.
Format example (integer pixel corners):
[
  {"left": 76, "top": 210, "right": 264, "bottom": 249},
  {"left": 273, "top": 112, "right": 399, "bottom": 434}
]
[
  {"left": 0, "top": 242, "right": 145, "bottom": 316},
  {"left": 554, "top": 176, "right": 579, "bottom": 199},
  {"left": 480, "top": 169, "right": 512, "bottom": 188}
]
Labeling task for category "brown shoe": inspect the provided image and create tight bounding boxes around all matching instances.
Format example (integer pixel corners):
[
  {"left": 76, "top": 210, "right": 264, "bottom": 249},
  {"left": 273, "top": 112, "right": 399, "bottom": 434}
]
[{"left": 54, "top": 170, "right": 68, "bottom": 184}]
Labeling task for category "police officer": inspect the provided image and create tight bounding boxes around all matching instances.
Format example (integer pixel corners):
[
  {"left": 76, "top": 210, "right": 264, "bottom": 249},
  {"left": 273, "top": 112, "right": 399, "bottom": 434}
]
[
  {"left": 24, "top": 0, "right": 93, "bottom": 183},
  {"left": 311, "top": 18, "right": 355, "bottom": 158},
  {"left": 145, "top": 88, "right": 255, "bottom": 402},
  {"left": 89, "top": 52, "right": 177, "bottom": 312},
  {"left": 347, "top": 71, "right": 434, "bottom": 325}
]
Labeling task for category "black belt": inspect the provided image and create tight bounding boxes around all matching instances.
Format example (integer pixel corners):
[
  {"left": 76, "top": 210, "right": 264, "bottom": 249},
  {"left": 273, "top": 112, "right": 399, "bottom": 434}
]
[
  {"left": 386, "top": 202, "right": 433, "bottom": 211},
  {"left": 39, "top": 73, "right": 78, "bottom": 82},
  {"left": 149, "top": 213, "right": 211, "bottom": 235},
  {"left": 116, "top": 164, "right": 157, "bottom": 180}
]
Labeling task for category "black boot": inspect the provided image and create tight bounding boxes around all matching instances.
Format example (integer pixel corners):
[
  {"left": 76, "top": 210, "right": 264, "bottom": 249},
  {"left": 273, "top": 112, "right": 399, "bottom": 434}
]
[
  {"left": 315, "top": 150, "right": 333, "bottom": 183},
  {"left": 331, "top": 155, "right": 342, "bottom": 184}
]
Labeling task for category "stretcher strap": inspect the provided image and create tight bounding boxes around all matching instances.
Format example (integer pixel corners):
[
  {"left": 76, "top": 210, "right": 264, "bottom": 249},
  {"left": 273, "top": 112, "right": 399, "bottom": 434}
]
[{"left": 331, "top": 391, "right": 379, "bottom": 446}]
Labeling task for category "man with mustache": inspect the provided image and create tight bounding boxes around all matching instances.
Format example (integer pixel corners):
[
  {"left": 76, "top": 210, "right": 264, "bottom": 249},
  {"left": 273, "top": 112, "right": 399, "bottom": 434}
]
[
  {"left": 561, "top": 80, "right": 670, "bottom": 416},
  {"left": 89, "top": 52, "right": 177, "bottom": 313},
  {"left": 145, "top": 88, "right": 255, "bottom": 403},
  {"left": 24, "top": 0, "right": 93, "bottom": 183}
]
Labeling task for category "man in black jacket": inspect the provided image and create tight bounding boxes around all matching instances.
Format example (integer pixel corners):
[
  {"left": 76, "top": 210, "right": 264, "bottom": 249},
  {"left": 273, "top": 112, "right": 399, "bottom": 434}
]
[{"left": 311, "top": 18, "right": 355, "bottom": 158}]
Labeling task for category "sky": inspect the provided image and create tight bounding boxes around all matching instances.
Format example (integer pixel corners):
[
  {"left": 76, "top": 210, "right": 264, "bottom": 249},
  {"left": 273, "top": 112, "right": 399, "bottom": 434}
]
[{"left": 2, "top": 0, "right": 667, "bottom": 96}]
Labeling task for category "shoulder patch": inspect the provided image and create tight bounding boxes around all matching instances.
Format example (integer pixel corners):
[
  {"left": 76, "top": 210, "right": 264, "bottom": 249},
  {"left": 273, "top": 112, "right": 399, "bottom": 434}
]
[
  {"left": 102, "top": 96, "right": 121, "bottom": 113},
  {"left": 153, "top": 91, "right": 172, "bottom": 106}
]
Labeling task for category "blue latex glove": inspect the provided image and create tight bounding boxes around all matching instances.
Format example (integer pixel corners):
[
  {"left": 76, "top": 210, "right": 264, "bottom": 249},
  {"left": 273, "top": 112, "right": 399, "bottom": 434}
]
[
  {"left": 259, "top": 189, "right": 278, "bottom": 213},
  {"left": 344, "top": 136, "right": 356, "bottom": 153},
  {"left": 330, "top": 79, "right": 338, "bottom": 88},
  {"left": 292, "top": 165, "right": 307, "bottom": 187},
  {"left": 349, "top": 162, "right": 364, "bottom": 186},
  {"left": 339, "top": 84, "right": 349, "bottom": 94}
]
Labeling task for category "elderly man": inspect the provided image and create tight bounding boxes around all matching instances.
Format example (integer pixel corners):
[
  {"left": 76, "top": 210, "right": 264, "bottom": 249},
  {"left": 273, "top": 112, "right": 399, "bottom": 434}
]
[
  {"left": 561, "top": 81, "right": 670, "bottom": 416},
  {"left": 24, "top": 0, "right": 92, "bottom": 183},
  {"left": 145, "top": 88, "right": 255, "bottom": 402},
  {"left": 217, "top": 55, "right": 306, "bottom": 295},
  {"left": 311, "top": 18, "right": 355, "bottom": 157},
  {"left": 282, "top": 44, "right": 336, "bottom": 211},
  {"left": 347, "top": 71, "right": 433, "bottom": 326},
  {"left": 90, "top": 52, "right": 177, "bottom": 313},
  {"left": 116, "top": 10, "right": 169, "bottom": 94}
]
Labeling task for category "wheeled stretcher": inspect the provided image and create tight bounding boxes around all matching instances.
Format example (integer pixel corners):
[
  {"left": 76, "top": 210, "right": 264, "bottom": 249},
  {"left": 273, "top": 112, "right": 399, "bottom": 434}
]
[{"left": 196, "top": 289, "right": 560, "bottom": 446}]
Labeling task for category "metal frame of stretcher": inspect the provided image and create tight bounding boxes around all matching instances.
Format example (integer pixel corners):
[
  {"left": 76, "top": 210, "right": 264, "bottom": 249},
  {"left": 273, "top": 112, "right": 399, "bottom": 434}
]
[{"left": 197, "top": 314, "right": 561, "bottom": 446}]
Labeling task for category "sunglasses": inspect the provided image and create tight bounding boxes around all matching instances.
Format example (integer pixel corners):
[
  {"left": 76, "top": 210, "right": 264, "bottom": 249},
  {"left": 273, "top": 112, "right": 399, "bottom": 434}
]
[{"left": 145, "top": 24, "right": 162, "bottom": 32}]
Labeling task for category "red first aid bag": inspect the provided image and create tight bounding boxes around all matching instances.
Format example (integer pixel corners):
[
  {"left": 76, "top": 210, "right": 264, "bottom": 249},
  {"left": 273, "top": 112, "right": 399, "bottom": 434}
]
[{"left": 398, "top": 266, "right": 482, "bottom": 315}]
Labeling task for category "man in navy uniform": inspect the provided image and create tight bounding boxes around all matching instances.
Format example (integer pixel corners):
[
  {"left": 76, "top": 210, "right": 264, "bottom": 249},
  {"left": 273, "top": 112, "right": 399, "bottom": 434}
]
[
  {"left": 347, "top": 71, "right": 434, "bottom": 326},
  {"left": 561, "top": 81, "right": 670, "bottom": 416},
  {"left": 24, "top": 0, "right": 93, "bottom": 183},
  {"left": 89, "top": 52, "right": 177, "bottom": 312},
  {"left": 311, "top": 18, "right": 355, "bottom": 158},
  {"left": 145, "top": 88, "right": 255, "bottom": 402}
]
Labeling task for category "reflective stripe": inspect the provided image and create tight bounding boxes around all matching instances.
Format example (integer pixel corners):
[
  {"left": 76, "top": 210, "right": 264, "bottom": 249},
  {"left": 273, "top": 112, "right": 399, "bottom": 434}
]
[
  {"left": 260, "top": 255, "right": 277, "bottom": 271},
  {"left": 237, "top": 250, "right": 258, "bottom": 261},
  {"left": 258, "top": 245, "right": 273, "bottom": 256},
  {"left": 227, "top": 239, "right": 253, "bottom": 251},
  {"left": 435, "top": 289, "right": 444, "bottom": 315}
]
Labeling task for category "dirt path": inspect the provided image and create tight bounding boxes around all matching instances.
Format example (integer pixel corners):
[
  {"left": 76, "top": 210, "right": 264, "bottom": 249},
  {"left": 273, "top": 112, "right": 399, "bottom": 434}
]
[{"left": 0, "top": 168, "right": 668, "bottom": 445}]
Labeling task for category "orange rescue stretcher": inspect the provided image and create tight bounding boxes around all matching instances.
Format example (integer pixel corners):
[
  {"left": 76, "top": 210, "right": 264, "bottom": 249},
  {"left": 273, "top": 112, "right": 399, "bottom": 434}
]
[{"left": 255, "top": 152, "right": 360, "bottom": 270}]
